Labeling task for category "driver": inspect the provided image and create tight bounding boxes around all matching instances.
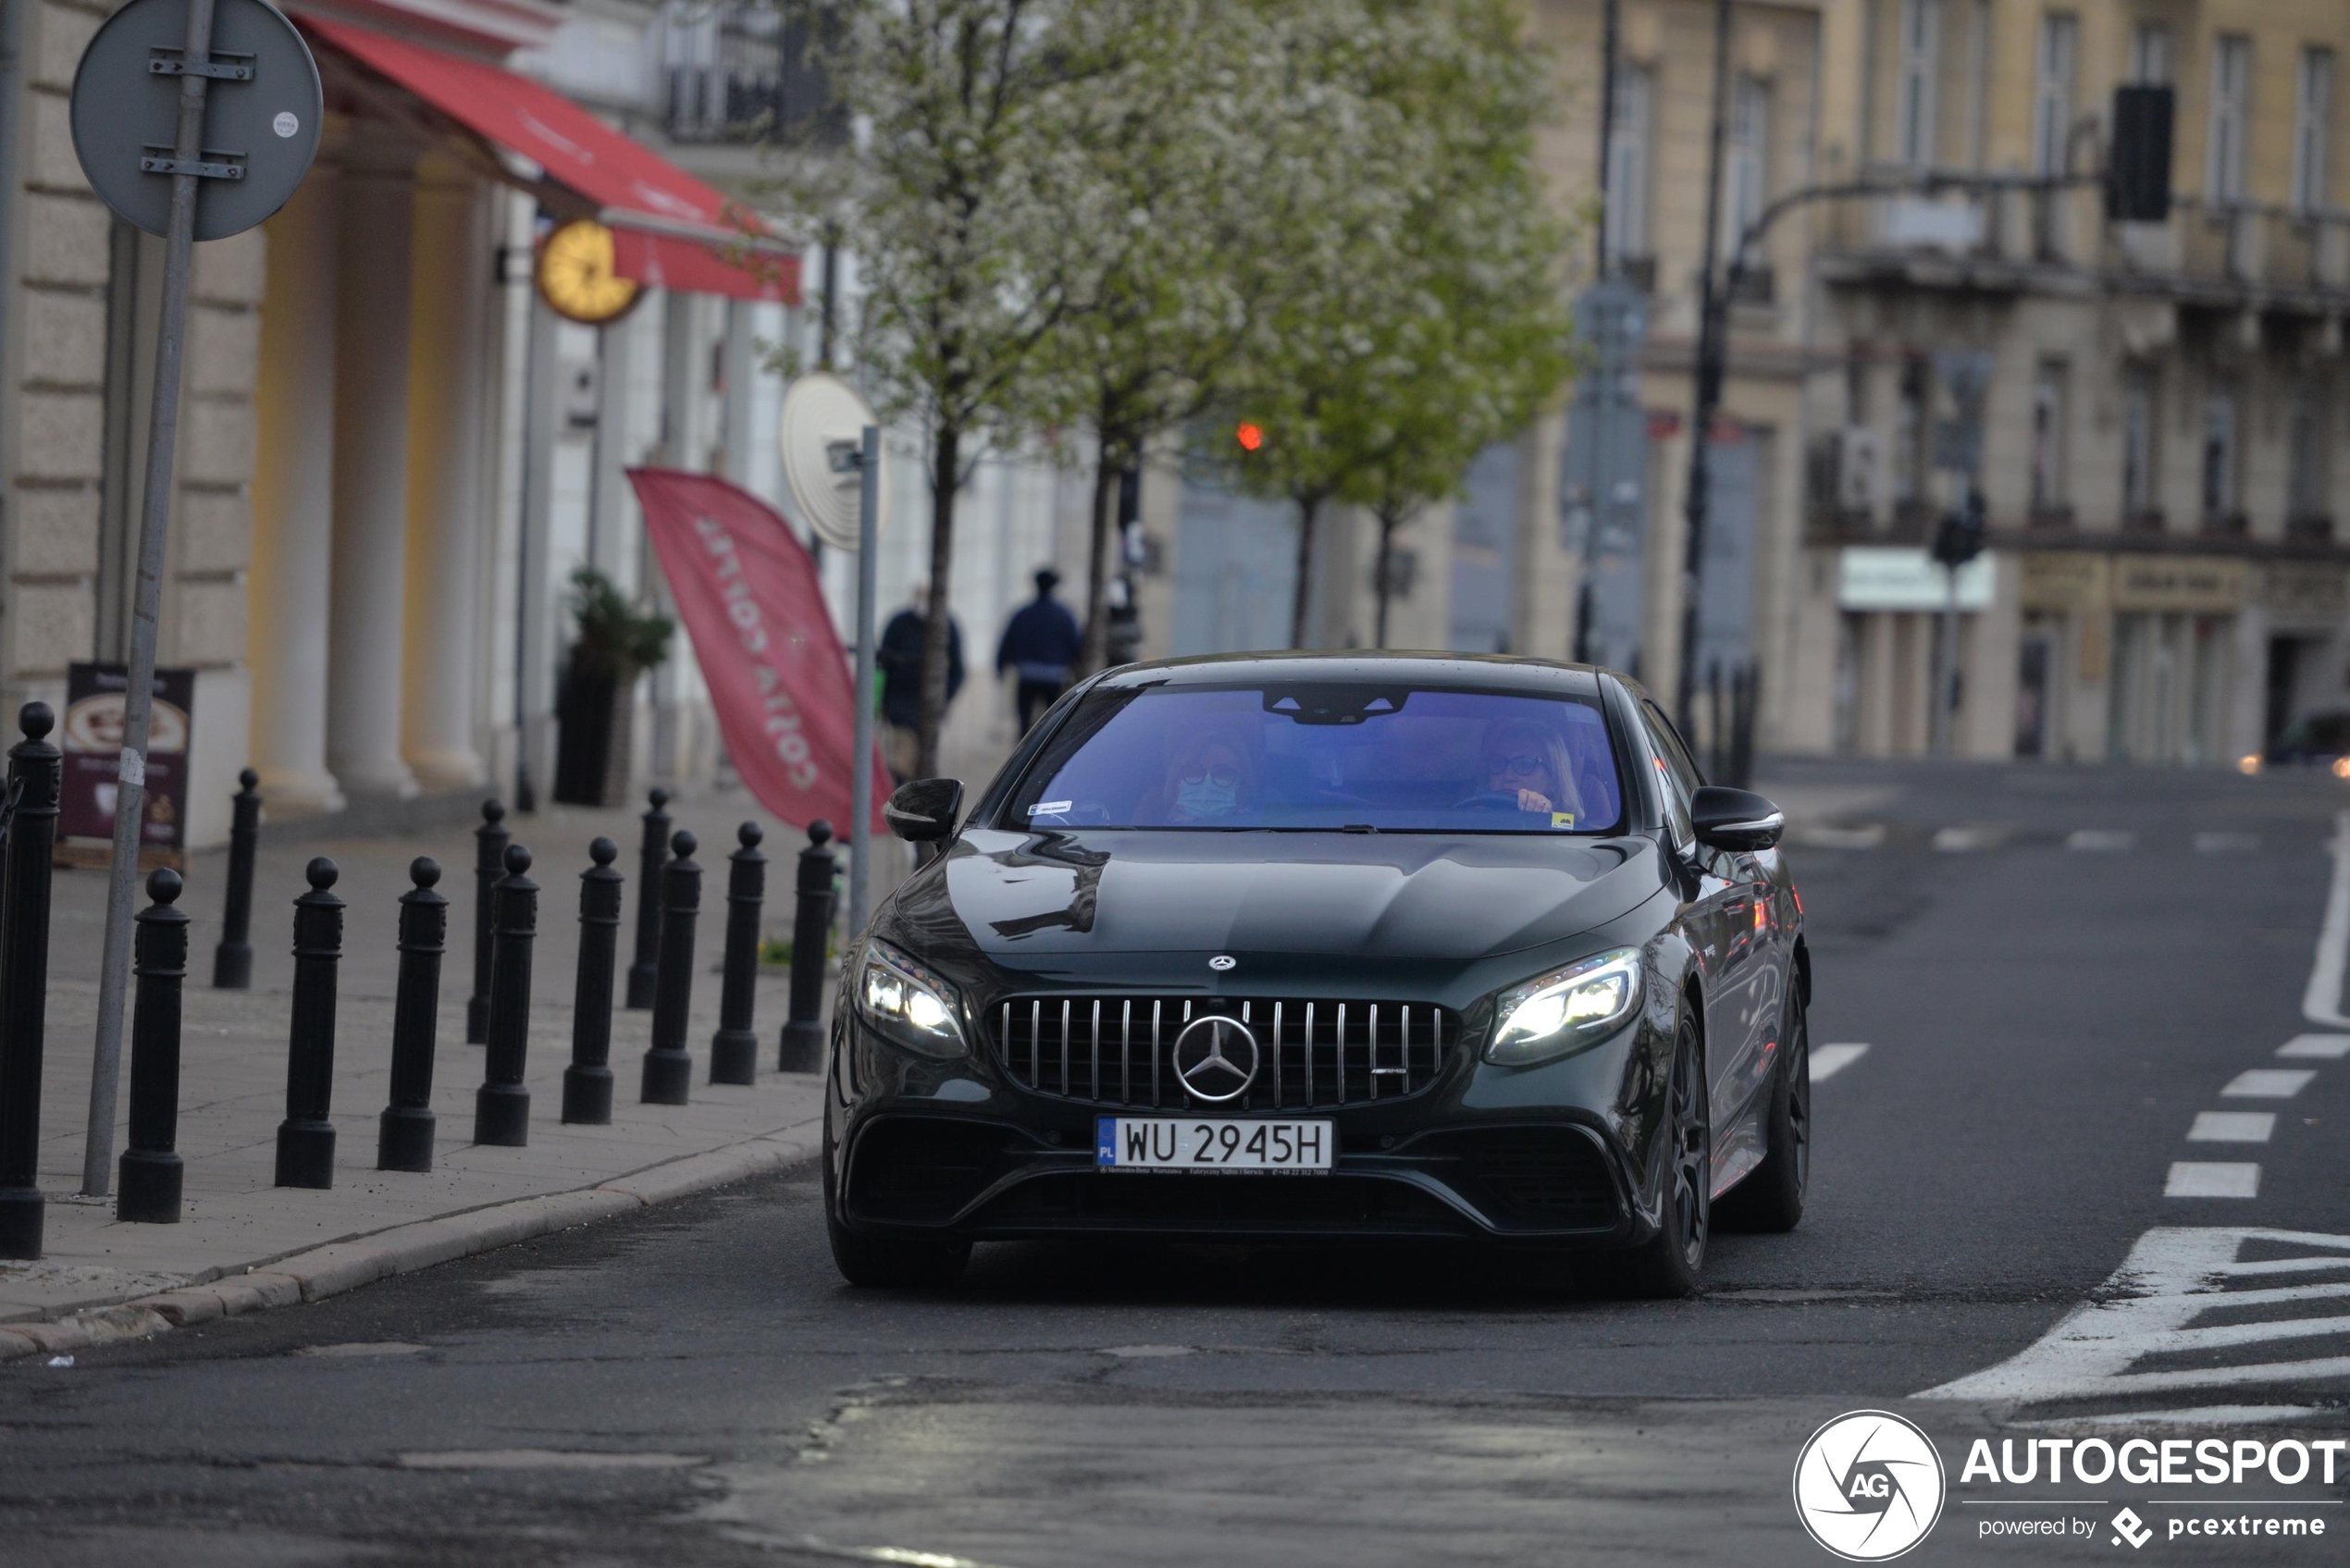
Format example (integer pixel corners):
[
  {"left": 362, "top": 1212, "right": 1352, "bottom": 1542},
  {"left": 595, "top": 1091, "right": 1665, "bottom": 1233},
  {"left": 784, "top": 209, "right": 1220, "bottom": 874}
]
[
  {"left": 1152, "top": 727, "right": 1257, "bottom": 824},
  {"left": 1477, "top": 718, "right": 1581, "bottom": 821}
]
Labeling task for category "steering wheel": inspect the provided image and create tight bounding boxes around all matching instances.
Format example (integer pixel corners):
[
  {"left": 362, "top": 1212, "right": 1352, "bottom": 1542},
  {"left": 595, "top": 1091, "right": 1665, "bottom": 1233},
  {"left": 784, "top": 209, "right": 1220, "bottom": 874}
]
[{"left": 1453, "top": 790, "right": 1539, "bottom": 813}]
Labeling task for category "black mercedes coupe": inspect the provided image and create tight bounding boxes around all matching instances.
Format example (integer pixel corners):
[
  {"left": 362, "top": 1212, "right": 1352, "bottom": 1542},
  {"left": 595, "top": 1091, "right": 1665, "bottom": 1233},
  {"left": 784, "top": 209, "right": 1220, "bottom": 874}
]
[{"left": 823, "top": 653, "right": 1810, "bottom": 1297}]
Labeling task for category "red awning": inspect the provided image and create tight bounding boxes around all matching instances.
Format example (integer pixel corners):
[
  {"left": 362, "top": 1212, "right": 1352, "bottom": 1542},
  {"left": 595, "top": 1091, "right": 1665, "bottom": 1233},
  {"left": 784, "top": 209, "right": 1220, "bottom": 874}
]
[{"left": 303, "top": 18, "right": 798, "bottom": 304}]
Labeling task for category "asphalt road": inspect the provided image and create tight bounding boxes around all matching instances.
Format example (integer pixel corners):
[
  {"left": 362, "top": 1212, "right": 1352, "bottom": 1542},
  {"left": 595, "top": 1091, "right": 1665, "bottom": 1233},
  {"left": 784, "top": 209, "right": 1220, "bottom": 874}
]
[{"left": 6, "top": 759, "right": 2348, "bottom": 1567}]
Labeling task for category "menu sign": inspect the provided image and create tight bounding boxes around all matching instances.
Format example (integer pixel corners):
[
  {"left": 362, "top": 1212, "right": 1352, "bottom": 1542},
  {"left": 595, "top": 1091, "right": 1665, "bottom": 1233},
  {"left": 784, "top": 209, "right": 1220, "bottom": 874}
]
[{"left": 58, "top": 662, "right": 195, "bottom": 858}]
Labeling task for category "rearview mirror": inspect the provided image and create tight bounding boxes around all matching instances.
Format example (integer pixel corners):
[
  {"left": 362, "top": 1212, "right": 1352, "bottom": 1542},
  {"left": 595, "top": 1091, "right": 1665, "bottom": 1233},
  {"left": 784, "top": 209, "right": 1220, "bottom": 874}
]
[
  {"left": 1688, "top": 785, "right": 1784, "bottom": 853},
  {"left": 884, "top": 777, "right": 964, "bottom": 843}
]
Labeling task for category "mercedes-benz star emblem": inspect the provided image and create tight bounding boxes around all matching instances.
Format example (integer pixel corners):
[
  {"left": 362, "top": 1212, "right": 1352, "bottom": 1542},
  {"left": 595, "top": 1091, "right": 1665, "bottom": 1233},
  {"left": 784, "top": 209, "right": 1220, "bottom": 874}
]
[
  {"left": 1170, "top": 1014, "right": 1258, "bottom": 1103},
  {"left": 1208, "top": 955, "right": 1236, "bottom": 972}
]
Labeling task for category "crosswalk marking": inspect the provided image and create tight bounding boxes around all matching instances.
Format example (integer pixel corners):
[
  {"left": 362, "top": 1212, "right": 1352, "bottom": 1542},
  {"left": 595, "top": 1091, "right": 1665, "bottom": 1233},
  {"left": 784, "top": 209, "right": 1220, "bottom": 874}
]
[
  {"left": 1809, "top": 1043, "right": 1870, "bottom": 1083},
  {"left": 2195, "top": 832, "right": 2261, "bottom": 854},
  {"left": 1933, "top": 826, "right": 2010, "bottom": 853},
  {"left": 2278, "top": 1033, "right": 2350, "bottom": 1059},
  {"left": 2221, "top": 1068, "right": 2318, "bottom": 1099},
  {"left": 2165, "top": 1162, "right": 2261, "bottom": 1198},
  {"left": 1919, "top": 1228, "right": 2350, "bottom": 1405},
  {"left": 2187, "top": 1111, "right": 2275, "bottom": 1142},
  {"left": 2065, "top": 830, "right": 2136, "bottom": 852}
]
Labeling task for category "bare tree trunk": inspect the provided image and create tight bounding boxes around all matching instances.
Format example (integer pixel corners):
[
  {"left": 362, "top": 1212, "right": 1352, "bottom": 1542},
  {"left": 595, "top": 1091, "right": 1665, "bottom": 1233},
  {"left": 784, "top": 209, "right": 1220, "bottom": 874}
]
[
  {"left": 1373, "top": 507, "right": 1399, "bottom": 648},
  {"left": 1079, "top": 451, "right": 1119, "bottom": 673},
  {"left": 916, "top": 423, "right": 962, "bottom": 780},
  {"left": 1289, "top": 491, "right": 1323, "bottom": 649}
]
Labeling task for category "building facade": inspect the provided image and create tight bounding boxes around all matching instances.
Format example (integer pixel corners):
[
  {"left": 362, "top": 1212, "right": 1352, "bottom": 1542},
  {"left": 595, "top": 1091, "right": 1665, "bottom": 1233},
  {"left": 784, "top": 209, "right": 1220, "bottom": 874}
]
[{"left": 1785, "top": 0, "right": 2350, "bottom": 764}]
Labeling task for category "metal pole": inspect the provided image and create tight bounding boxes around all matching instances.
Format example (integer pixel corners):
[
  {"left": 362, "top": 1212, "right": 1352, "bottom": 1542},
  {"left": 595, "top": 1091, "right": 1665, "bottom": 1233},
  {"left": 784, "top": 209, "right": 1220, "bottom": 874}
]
[
  {"left": 83, "top": 0, "right": 219, "bottom": 1199},
  {"left": 1934, "top": 564, "right": 1960, "bottom": 755},
  {"left": 212, "top": 769, "right": 260, "bottom": 989},
  {"left": 118, "top": 868, "right": 189, "bottom": 1223},
  {"left": 778, "top": 819, "right": 836, "bottom": 1073},
  {"left": 847, "top": 424, "right": 880, "bottom": 943},
  {"left": 1594, "top": 0, "right": 1619, "bottom": 280},
  {"left": 1675, "top": 0, "right": 1735, "bottom": 741},
  {"left": 709, "top": 821, "right": 766, "bottom": 1086},
  {"left": 0, "top": 704, "right": 63, "bottom": 1256}
]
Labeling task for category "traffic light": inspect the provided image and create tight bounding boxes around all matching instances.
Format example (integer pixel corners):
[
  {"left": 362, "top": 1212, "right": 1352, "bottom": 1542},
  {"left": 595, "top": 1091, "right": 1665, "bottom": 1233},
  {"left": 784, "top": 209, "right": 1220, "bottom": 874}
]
[
  {"left": 2108, "top": 84, "right": 2174, "bottom": 224},
  {"left": 1931, "top": 488, "right": 1988, "bottom": 568}
]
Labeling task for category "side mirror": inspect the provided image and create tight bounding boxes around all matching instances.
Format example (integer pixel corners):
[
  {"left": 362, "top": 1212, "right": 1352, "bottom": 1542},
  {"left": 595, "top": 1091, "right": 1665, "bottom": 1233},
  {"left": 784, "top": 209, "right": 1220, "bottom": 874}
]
[
  {"left": 884, "top": 777, "right": 964, "bottom": 843},
  {"left": 1689, "top": 785, "right": 1784, "bottom": 853}
]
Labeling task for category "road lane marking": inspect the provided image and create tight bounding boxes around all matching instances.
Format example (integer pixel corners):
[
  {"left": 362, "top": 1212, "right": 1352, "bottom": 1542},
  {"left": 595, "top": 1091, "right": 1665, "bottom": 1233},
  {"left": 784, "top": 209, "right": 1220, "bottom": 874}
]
[
  {"left": 2195, "top": 833, "right": 2261, "bottom": 854},
  {"left": 2187, "top": 1111, "right": 2276, "bottom": 1142},
  {"left": 2066, "top": 830, "right": 2136, "bottom": 851},
  {"left": 1933, "top": 825, "right": 2010, "bottom": 853},
  {"left": 2221, "top": 1068, "right": 2318, "bottom": 1099},
  {"left": 2165, "top": 1162, "right": 2261, "bottom": 1198},
  {"left": 2279, "top": 1033, "right": 2350, "bottom": 1058},
  {"left": 1789, "top": 823, "right": 1886, "bottom": 850},
  {"left": 1809, "top": 1043, "right": 1869, "bottom": 1082},
  {"left": 2301, "top": 811, "right": 2350, "bottom": 1027},
  {"left": 1918, "top": 1228, "right": 2350, "bottom": 1404}
]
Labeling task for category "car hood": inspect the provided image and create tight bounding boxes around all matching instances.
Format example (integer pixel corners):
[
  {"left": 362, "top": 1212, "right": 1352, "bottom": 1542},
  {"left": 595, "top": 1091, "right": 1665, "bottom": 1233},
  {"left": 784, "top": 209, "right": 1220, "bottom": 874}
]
[{"left": 884, "top": 827, "right": 1663, "bottom": 968}]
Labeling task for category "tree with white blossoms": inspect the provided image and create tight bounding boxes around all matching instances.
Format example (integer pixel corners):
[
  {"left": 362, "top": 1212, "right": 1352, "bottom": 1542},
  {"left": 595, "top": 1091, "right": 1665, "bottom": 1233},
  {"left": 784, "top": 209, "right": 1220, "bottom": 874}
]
[
  {"left": 806, "top": 0, "right": 1134, "bottom": 779},
  {"left": 1024, "top": 0, "right": 1355, "bottom": 673},
  {"left": 1219, "top": 0, "right": 1575, "bottom": 649}
]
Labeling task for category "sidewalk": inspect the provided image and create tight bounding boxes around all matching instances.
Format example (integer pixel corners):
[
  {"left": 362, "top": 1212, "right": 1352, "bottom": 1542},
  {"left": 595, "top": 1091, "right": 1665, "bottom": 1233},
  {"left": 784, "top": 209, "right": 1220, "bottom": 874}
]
[{"left": 0, "top": 782, "right": 856, "bottom": 1353}]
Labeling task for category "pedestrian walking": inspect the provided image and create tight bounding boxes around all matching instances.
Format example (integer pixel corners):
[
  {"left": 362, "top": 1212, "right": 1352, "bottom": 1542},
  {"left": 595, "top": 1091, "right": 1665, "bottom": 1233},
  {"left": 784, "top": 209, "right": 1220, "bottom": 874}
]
[
  {"left": 876, "top": 584, "right": 965, "bottom": 785},
  {"left": 996, "top": 567, "right": 1082, "bottom": 736}
]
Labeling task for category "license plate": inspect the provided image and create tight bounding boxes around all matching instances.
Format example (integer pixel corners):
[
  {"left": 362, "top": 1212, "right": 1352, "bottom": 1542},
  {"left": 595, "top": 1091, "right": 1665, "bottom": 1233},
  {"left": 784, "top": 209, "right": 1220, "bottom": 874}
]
[{"left": 1095, "top": 1117, "right": 1334, "bottom": 1174}]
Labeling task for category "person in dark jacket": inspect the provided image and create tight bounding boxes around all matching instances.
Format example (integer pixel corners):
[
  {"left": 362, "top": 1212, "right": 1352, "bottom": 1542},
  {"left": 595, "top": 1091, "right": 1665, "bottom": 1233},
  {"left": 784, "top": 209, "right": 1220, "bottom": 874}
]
[
  {"left": 996, "top": 567, "right": 1083, "bottom": 735},
  {"left": 876, "top": 583, "right": 963, "bottom": 784}
]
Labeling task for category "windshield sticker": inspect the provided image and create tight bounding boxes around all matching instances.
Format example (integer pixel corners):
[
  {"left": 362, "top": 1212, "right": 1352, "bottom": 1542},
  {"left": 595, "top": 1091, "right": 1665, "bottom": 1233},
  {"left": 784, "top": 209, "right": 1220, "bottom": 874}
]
[
  {"left": 1552, "top": 812, "right": 1577, "bottom": 829},
  {"left": 1028, "top": 800, "right": 1074, "bottom": 817}
]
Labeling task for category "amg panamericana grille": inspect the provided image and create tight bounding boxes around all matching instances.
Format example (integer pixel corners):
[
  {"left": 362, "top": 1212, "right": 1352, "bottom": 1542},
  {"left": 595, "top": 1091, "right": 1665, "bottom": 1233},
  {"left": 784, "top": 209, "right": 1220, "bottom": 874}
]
[{"left": 992, "top": 996, "right": 1454, "bottom": 1111}]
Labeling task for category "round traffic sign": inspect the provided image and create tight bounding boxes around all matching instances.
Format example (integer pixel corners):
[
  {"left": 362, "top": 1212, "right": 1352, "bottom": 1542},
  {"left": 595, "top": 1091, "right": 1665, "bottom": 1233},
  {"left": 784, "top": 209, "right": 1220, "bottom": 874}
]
[{"left": 69, "top": 0, "right": 322, "bottom": 241}]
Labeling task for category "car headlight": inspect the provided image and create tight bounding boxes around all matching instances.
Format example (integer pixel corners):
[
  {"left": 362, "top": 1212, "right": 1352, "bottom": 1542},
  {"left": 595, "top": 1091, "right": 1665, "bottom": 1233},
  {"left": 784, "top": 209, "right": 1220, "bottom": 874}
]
[
  {"left": 855, "top": 938, "right": 969, "bottom": 1058},
  {"left": 1484, "top": 947, "right": 1643, "bottom": 1067}
]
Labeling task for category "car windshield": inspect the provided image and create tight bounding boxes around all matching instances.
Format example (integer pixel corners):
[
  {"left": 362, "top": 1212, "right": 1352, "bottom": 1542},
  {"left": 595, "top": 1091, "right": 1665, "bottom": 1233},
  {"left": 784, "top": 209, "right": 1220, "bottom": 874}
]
[{"left": 1002, "top": 682, "right": 1626, "bottom": 833}]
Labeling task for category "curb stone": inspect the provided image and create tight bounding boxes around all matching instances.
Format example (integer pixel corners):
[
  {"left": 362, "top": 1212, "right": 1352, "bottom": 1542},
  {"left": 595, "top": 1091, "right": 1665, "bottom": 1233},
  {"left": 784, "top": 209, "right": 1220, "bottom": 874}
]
[{"left": 0, "top": 1122, "right": 821, "bottom": 1364}]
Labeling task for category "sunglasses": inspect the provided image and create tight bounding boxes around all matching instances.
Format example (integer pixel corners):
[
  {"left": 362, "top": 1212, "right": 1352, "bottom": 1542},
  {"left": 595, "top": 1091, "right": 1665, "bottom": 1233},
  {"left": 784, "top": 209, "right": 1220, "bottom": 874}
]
[
  {"left": 1181, "top": 764, "right": 1243, "bottom": 789},
  {"left": 1488, "top": 753, "right": 1549, "bottom": 778}
]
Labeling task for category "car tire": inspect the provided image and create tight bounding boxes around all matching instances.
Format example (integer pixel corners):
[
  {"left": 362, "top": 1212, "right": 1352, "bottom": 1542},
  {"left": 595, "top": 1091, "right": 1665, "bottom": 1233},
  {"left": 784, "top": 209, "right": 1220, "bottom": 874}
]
[
  {"left": 1717, "top": 990, "right": 1809, "bottom": 1234},
  {"left": 1615, "top": 1007, "right": 1710, "bottom": 1299},
  {"left": 823, "top": 1118, "right": 971, "bottom": 1289}
]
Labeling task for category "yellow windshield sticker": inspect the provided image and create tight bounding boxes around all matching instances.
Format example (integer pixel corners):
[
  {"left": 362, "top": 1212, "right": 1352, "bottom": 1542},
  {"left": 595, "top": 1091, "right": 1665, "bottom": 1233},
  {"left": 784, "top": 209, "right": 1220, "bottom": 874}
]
[{"left": 1552, "top": 811, "right": 1577, "bottom": 829}]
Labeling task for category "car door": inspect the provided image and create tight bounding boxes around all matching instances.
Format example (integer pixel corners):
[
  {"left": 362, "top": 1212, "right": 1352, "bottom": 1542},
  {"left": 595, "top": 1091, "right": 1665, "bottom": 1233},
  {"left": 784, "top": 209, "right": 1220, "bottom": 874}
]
[{"left": 1637, "top": 700, "right": 1772, "bottom": 1144}]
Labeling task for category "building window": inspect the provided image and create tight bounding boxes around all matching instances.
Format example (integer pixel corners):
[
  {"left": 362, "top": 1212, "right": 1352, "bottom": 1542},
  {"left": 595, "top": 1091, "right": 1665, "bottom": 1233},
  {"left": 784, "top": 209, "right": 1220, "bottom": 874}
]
[
  {"left": 2208, "top": 36, "right": 2252, "bottom": 204},
  {"left": 2130, "top": 23, "right": 2171, "bottom": 86},
  {"left": 2290, "top": 383, "right": 2330, "bottom": 521},
  {"left": 1604, "top": 66, "right": 1652, "bottom": 265},
  {"left": 2031, "top": 359, "right": 2069, "bottom": 512},
  {"left": 1898, "top": 0, "right": 1941, "bottom": 169},
  {"left": 1724, "top": 76, "right": 1771, "bottom": 259},
  {"left": 2294, "top": 48, "right": 2335, "bottom": 214},
  {"left": 1893, "top": 359, "right": 1928, "bottom": 507},
  {"left": 2201, "top": 385, "right": 2240, "bottom": 523},
  {"left": 2032, "top": 13, "right": 2078, "bottom": 177},
  {"left": 2121, "top": 366, "right": 2158, "bottom": 518}
]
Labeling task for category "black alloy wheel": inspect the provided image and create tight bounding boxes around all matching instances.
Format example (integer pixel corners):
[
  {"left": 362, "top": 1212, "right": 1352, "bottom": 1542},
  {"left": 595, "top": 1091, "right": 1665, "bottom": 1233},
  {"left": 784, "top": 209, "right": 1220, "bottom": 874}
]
[
  {"left": 1617, "top": 1008, "right": 1710, "bottom": 1298},
  {"left": 1718, "top": 987, "right": 1809, "bottom": 1232}
]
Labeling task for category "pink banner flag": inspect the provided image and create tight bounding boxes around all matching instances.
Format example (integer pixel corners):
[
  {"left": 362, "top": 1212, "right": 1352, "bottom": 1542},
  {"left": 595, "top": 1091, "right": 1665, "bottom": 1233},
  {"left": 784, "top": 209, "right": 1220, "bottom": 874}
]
[{"left": 626, "top": 467, "right": 886, "bottom": 835}]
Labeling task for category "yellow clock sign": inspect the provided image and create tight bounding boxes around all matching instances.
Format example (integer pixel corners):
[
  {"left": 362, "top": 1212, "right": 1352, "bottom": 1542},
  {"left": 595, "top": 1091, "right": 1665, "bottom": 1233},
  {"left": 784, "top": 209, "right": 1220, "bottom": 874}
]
[{"left": 535, "top": 219, "right": 643, "bottom": 326}]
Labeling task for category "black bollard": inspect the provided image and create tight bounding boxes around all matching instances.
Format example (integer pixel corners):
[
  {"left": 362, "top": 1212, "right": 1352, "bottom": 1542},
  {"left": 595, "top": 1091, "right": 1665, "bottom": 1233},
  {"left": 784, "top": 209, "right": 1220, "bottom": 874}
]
[
  {"left": 625, "top": 787, "right": 671, "bottom": 1010},
  {"left": 275, "top": 857, "right": 343, "bottom": 1189},
  {"left": 118, "top": 869, "right": 190, "bottom": 1222},
  {"left": 563, "top": 838, "right": 624, "bottom": 1124},
  {"left": 377, "top": 858, "right": 448, "bottom": 1172},
  {"left": 0, "top": 701, "right": 62, "bottom": 1258},
  {"left": 212, "top": 768, "right": 261, "bottom": 989},
  {"left": 639, "top": 830, "right": 701, "bottom": 1105},
  {"left": 710, "top": 822, "right": 767, "bottom": 1086},
  {"left": 467, "top": 798, "right": 509, "bottom": 1043},
  {"left": 778, "top": 820, "right": 837, "bottom": 1073},
  {"left": 475, "top": 843, "right": 539, "bottom": 1146}
]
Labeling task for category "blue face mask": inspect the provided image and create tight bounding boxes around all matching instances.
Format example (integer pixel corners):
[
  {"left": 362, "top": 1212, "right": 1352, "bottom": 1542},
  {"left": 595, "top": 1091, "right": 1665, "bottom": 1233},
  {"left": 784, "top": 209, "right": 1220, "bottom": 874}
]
[{"left": 1175, "top": 780, "right": 1239, "bottom": 817}]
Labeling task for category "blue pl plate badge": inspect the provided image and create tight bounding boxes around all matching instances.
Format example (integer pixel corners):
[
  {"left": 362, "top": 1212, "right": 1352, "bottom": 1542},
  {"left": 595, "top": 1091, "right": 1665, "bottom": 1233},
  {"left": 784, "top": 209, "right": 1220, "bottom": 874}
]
[{"left": 1095, "top": 1117, "right": 1117, "bottom": 1166}]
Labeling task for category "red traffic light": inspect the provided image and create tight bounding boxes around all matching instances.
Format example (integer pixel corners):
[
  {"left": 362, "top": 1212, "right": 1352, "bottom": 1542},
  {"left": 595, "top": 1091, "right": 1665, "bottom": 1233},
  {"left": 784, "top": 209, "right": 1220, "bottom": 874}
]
[{"left": 1234, "top": 422, "right": 1264, "bottom": 452}]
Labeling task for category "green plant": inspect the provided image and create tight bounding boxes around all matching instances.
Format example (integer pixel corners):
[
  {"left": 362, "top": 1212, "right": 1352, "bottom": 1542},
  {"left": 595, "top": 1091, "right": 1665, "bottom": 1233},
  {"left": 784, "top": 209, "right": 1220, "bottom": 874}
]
[
  {"left": 568, "top": 567, "right": 674, "bottom": 683},
  {"left": 760, "top": 931, "right": 839, "bottom": 969}
]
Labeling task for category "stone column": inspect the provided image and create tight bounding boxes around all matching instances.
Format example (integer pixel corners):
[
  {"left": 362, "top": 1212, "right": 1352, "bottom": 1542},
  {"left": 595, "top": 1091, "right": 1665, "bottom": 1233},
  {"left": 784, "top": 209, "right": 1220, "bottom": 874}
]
[
  {"left": 327, "top": 143, "right": 421, "bottom": 800},
  {"left": 399, "top": 157, "right": 489, "bottom": 791},
  {"left": 246, "top": 155, "right": 345, "bottom": 815}
]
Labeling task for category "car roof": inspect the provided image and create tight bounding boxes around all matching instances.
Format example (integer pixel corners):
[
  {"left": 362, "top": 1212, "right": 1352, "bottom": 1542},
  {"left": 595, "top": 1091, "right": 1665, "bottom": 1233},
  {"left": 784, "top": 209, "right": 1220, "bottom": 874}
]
[{"left": 1090, "top": 649, "right": 1614, "bottom": 698}]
